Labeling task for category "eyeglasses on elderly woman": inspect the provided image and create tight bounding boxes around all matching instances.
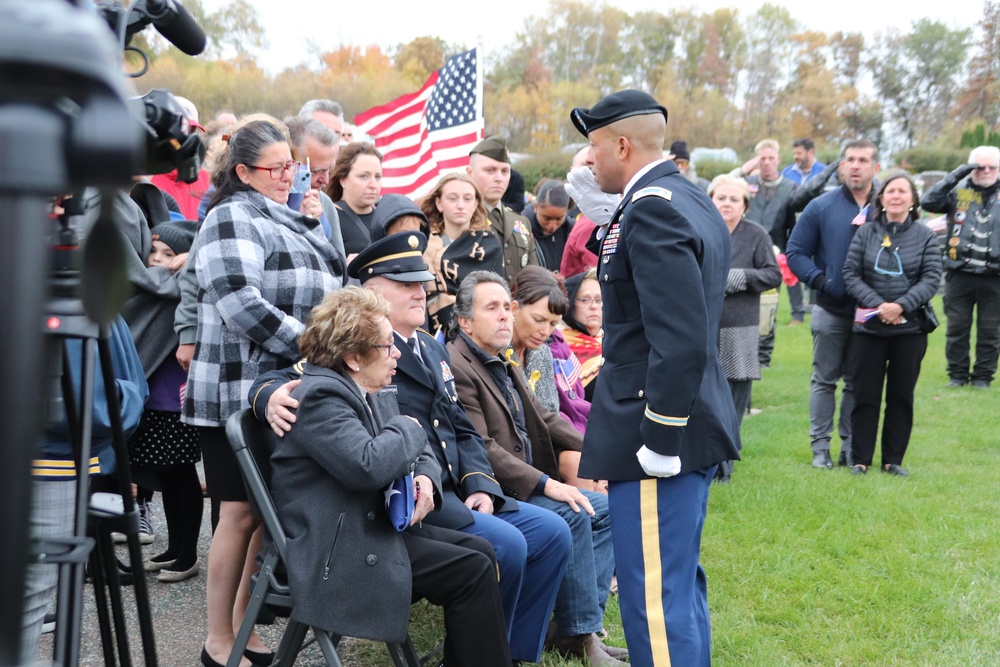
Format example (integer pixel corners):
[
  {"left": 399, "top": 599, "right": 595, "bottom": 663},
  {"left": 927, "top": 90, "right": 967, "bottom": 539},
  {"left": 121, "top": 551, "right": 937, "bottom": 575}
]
[{"left": 370, "top": 342, "right": 398, "bottom": 358}]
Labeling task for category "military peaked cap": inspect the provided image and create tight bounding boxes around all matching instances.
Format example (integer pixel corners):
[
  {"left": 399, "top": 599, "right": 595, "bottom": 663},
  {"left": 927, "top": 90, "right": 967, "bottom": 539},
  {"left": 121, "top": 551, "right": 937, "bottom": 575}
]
[{"left": 347, "top": 231, "right": 435, "bottom": 283}]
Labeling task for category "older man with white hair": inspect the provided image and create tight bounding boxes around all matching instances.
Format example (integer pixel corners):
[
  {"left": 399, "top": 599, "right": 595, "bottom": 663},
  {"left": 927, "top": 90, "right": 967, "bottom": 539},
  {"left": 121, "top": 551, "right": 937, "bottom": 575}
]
[{"left": 921, "top": 145, "right": 1000, "bottom": 389}]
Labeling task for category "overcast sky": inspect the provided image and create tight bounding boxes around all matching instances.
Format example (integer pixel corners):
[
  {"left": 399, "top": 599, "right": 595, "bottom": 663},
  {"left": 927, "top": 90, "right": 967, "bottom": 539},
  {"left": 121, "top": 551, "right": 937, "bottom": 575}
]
[{"left": 199, "top": 0, "right": 983, "bottom": 73}]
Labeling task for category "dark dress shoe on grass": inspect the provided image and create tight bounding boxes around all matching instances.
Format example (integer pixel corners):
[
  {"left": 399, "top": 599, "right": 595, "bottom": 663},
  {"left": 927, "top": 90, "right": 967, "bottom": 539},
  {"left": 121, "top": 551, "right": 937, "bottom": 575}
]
[
  {"left": 850, "top": 465, "right": 867, "bottom": 475},
  {"left": 812, "top": 451, "right": 834, "bottom": 469},
  {"left": 837, "top": 450, "right": 853, "bottom": 467},
  {"left": 947, "top": 378, "right": 967, "bottom": 388},
  {"left": 882, "top": 464, "right": 909, "bottom": 476},
  {"left": 971, "top": 380, "right": 990, "bottom": 389}
]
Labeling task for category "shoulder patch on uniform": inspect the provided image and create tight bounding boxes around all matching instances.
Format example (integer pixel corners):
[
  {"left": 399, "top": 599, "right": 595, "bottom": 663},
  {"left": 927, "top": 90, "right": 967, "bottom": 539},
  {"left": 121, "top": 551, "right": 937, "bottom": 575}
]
[
  {"left": 293, "top": 358, "right": 306, "bottom": 374},
  {"left": 416, "top": 327, "right": 432, "bottom": 337},
  {"left": 631, "top": 186, "right": 673, "bottom": 203}
]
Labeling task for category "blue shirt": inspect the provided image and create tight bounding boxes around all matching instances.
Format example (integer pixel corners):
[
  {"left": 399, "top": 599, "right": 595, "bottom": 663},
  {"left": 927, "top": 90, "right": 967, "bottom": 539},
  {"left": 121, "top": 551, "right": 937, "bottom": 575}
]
[{"left": 782, "top": 160, "right": 827, "bottom": 186}]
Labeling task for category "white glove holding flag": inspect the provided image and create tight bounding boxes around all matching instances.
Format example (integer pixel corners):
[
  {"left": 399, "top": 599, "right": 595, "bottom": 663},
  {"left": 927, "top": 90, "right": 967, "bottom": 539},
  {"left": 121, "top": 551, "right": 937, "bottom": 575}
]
[
  {"left": 636, "top": 445, "right": 681, "bottom": 478},
  {"left": 566, "top": 166, "right": 620, "bottom": 227}
]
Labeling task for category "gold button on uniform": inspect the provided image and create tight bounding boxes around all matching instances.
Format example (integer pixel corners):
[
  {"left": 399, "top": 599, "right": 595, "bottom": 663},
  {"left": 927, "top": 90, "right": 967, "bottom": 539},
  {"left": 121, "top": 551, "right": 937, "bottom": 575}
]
[
  {"left": 433, "top": 419, "right": 440, "bottom": 427},
  {"left": 441, "top": 440, "right": 448, "bottom": 449},
  {"left": 638, "top": 389, "right": 644, "bottom": 398}
]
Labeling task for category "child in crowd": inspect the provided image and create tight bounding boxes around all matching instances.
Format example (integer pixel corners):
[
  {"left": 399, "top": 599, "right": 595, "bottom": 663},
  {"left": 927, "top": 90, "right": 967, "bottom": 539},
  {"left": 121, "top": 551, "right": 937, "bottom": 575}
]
[{"left": 127, "top": 219, "right": 204, "bottom": 582}]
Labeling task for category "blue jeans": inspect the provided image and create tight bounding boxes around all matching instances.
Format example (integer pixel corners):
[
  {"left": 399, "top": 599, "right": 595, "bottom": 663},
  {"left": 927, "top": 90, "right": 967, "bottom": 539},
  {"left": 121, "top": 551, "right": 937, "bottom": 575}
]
[
  {"left": 462, "top": 502, "right": 570, "bottom": 662},
  {"left": 528, "top": 489, "right": 614, "bottom": 636}
]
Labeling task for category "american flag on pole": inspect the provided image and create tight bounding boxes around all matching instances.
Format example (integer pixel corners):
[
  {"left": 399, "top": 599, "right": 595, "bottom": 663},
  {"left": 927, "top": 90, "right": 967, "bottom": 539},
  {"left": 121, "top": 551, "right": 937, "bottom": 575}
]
[{"left": 355, "top": 46, "right": 484, "bottom": 199}]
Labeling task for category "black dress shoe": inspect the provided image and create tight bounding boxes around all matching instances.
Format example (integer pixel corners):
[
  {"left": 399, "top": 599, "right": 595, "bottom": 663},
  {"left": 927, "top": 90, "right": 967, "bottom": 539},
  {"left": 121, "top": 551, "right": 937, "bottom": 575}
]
[
  {"left": 882, "top": 464, "right": 909, "bottom": 477},
  {"left": 200, "top": 647, "right": 224, "bottom": 667},
  {"left": 812, "top": 451, "right": 834, "bottom": 469},
  {"left": 837, "top": 450, "right": 853, "bottom": 467},
  {"left": 244, "top": 648, "right": 275, "bottom": 665},
  {"left": 850, "top": 464, "right": 867, "bottom": 476}
]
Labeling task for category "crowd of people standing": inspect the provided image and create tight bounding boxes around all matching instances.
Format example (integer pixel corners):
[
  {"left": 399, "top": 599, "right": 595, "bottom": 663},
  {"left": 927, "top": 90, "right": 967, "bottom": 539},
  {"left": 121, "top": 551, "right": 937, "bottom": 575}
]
[{"left": 21, "top": 85, "right": 1000, "bottom": 667}]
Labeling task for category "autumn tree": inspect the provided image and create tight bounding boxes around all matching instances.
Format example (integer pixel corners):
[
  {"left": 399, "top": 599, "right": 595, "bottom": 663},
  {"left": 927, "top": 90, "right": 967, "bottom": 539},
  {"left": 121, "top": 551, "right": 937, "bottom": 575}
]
[
  {"left": 870, "top": 20, "right": 970, "bottom": 148},
  {"left": 738, "top": 4, "right": 798, "bottom": 140},
  {"left": 393, "top": 37, "right": 451, "bottom": 87},
  {"left": 954, "top": 1, "right": 1000, "bottom": 127}
]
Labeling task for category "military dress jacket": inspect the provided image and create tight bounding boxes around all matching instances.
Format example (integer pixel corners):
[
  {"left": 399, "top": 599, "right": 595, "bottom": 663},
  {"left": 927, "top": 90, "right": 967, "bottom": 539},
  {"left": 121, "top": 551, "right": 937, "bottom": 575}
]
[
  {"left": 578, "top": 160, "right": 741, "bottom": 481},
  {"left": 392, "top": 329, "right": 515, "bottom": 528},
  {"left": 489, "top": 203, "right": 539, "bottom": 282},
  {"left": 447, "top": 334, "right": 583, "bottom": 501}
]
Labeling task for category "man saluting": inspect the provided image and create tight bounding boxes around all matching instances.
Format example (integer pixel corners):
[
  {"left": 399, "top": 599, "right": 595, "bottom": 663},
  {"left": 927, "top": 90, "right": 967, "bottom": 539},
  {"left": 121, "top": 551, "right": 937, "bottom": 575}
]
[{"left": 569, "top": 90, "right": 741, "bottom": 666}]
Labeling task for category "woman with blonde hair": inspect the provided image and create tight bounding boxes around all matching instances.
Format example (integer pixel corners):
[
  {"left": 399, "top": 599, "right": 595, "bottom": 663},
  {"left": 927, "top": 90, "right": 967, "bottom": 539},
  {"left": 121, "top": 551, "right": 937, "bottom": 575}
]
[
  {"left": 708, "top": 173, "right": 781, "bottom": 481},
  {"left": 420, "top": 172, "right": 504, "bottom": 333}
]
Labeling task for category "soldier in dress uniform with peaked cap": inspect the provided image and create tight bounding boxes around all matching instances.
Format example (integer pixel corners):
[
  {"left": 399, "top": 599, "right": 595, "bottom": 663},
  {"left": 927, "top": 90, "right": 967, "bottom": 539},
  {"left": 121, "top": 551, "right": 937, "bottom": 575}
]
[{"left": 570, "top": 90, "right": 741, "bottom": 667}]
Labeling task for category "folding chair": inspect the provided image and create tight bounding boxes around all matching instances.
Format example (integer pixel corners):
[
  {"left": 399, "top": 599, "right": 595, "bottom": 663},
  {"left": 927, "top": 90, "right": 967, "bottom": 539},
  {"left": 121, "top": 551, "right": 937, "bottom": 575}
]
[{"left": 225, "top": 409, "right": 421, "bottom": 667}]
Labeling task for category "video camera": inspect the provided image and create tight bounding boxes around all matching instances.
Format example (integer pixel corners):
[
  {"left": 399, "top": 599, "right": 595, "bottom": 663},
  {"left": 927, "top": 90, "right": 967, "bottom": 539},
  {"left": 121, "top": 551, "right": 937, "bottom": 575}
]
[{"left": 95, "top": 0, "right": 208, "bottom": 183}]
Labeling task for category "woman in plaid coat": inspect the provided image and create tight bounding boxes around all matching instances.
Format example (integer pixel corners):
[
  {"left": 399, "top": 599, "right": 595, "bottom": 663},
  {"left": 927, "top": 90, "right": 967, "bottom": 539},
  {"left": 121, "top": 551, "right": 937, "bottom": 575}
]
[{"left": 181, "top": 117, "right": 343, "bottom": 667}]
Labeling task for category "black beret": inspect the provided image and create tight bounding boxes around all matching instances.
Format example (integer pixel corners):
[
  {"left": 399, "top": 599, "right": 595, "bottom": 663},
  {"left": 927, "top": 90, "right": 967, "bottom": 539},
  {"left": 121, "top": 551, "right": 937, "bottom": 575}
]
[
  {"left": 347, "top": 231, "right": 435, "bottom": 284},
  {"left": 470, "top": 135, "right": 510, "bottom": 163},
  {"left": 571, "top": 89, "right": 668, "bottom": 137}
]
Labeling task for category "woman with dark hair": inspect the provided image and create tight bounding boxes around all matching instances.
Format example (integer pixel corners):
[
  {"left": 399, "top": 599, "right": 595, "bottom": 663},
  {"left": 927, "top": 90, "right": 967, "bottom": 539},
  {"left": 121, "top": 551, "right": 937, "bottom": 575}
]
[
  {"left": 421, "top": 172, "right": 505, "bottom": 334},
  {"left": 182, "top": 117, "right": 343, "bottom": 667},
  {"left": 560, "top": 268, "right": 604, "bottom": 401},
  {"left": 708, "top": 174, "right": 782, "bottom": 482},
  {"left": 510, "top": 267, "right": 592, "bottom": 439},
  {"left": 327, "top": 142, "right": 383, "bottom": 257},
  {"left": 524, "top": 181, "right": 574, "bottom": 271},
  {"left": 842, "top": 170, "right": 942, "bottom": 477}
]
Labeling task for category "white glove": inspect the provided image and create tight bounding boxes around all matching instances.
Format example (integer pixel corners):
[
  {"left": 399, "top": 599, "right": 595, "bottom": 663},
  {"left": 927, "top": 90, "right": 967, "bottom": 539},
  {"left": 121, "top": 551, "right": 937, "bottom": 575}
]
[
  {"left": 636, "top": 445, "right": 681, "bottom": 478},
  {"left": 566, "top": 166, "right": 620, "bottom": 226}
]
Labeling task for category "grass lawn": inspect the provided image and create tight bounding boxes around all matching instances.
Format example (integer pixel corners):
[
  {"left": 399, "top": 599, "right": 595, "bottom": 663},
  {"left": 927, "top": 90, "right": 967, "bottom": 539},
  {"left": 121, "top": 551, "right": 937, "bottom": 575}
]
[{"left": 347, "top": 296, "right": 1000, "bottom": 666}]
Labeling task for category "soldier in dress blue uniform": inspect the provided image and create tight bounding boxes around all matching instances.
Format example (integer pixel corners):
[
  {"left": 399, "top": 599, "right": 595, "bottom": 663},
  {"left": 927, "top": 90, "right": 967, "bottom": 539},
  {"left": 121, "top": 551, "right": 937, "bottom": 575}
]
[
  {"left": 570, "top": 90, "right": 742, "bottom": 666},
  {"left": 250, "top": 231, "right": 571, "bottom": 664}
]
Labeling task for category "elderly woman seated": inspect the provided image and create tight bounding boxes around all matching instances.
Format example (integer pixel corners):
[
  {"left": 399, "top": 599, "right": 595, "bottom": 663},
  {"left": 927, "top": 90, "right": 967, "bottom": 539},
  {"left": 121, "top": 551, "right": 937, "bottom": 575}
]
[{"left": 270, "top": 286, "right": 510, "bottom": 666}]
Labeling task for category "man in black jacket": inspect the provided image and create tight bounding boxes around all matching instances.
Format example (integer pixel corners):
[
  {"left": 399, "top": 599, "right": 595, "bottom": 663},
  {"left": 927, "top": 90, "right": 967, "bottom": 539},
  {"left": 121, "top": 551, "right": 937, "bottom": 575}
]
[{"left": 920, "top": 146, "right": 1000, "bottom": 389}]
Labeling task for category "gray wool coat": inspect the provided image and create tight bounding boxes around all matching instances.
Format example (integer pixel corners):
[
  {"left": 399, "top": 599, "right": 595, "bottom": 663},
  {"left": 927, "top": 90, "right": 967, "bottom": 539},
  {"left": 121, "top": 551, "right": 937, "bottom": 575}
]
[{"left": 270, "top": 363, "right": 440, "bottom": 642}]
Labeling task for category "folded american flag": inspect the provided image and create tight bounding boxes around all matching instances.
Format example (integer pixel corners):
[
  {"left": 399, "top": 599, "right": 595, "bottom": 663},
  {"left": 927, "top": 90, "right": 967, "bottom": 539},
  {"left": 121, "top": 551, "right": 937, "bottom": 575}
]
[{"left": 854, "top": 307, "right": 880, "bottom": 324}]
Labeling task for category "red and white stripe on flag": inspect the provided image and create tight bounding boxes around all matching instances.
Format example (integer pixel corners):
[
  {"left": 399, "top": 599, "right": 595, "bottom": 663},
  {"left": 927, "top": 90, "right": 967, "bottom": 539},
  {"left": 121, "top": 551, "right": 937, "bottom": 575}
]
[{"left": 355, "top": 46, "right": 484, "bottom": 199}]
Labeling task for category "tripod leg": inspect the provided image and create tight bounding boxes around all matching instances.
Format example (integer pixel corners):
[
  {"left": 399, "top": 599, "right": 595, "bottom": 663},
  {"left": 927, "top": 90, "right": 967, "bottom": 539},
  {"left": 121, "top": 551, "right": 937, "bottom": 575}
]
[
  {"left": 97, "top": 332, "right": 158, "bottom": 666},
  {"left": 89, "top": 528, "right": 117, "bottom": 667},
  {"left": 100, "top": 526, "right": 134, "bottom": 667}
]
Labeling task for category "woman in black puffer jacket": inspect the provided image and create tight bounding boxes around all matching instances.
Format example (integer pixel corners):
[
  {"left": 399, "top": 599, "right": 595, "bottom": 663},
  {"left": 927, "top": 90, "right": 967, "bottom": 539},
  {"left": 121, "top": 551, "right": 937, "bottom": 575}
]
[{"left": 842, "top": 170, "right": 942, "bottom": 477}]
